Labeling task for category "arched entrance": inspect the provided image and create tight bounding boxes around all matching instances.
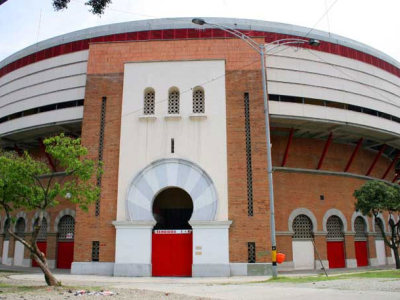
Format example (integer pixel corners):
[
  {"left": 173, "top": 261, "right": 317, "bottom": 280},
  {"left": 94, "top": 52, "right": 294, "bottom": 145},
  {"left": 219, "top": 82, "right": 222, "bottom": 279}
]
[
  {"left": 151, "top": 187, "right": 193, "bottom": 277},
  {"left": 326, "top": 216, "right": 345, "bottom": 268},
  {"left": 56, "top": 215, "right": 75, "bottom": 269},
  {"left": 292, "top": 214, "right": 315, "bottom": 270},
  {"left": 354, "top": 216, "right": 368, "bottom": 267},
  {"left": 32, "top": 218, "right": 48, "bottom": 268}
]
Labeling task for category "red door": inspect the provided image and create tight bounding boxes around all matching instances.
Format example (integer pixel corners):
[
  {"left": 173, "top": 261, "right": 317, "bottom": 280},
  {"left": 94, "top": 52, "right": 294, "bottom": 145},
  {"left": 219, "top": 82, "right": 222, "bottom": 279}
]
[
  {"left": 355, "top": 241, "right": 368, "bottom": 267},
  {"left": 327, "top": 241, "right": 345, "bottom": 268},
  {"left": 32, "top": 242, "right": 47, "bottom": 267},
  {"left": 152, "top": 230, "right": 192, "bottom": 277},
  {"left": 57, "top": 242, "right": 74, "bottom": 269}
]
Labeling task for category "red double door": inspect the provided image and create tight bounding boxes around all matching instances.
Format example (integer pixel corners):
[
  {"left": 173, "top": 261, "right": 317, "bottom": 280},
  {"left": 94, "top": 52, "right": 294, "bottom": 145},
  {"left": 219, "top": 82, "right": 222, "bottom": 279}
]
[
  {"left": 57, "top": 241, "right": 74, "bottom": 269},
  {"left": 327, "top": 241, "right": 345, "bottom": 268},
  {"left": 355, "top": 241, "right": 368, "bottom": 267},
  {"left": 152, "top": 230, "right": 192, "bottom": 277},
  {"left": 32, "top": 242, "right": 47, "bottom": 268}
]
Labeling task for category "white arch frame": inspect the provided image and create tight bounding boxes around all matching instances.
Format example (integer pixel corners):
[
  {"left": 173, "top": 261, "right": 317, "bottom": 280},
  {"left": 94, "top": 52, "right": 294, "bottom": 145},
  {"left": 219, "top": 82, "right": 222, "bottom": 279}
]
[
  {"left": 351, "top": 211, "right": 370, "bottom": 232},
  {"left": 322, "top": 208, "right": 348, "bottom": 232},
  {"left": 126, "top": 158, "right": 219, "bottom": 222},
  {"left": 13, "top": 212, "right": 27, "bottom": 232},
  {"left": 192, "top": 86, "right": 205, "bottom": 114},
  {"left": 30, "top": 211, "right": 51, "bottom": 232},
  {"left": 288, "top": 208, "right": 318, "bottom": 232},
  {"left": 54, "top": 209, "right": 76, "bottom": 232}
]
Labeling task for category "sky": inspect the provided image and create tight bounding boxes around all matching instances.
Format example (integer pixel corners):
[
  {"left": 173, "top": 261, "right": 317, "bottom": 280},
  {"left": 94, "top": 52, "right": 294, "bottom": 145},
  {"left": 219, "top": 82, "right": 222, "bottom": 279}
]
[{"left": 0, "top": 0, "right": 399, "bottom": 63}]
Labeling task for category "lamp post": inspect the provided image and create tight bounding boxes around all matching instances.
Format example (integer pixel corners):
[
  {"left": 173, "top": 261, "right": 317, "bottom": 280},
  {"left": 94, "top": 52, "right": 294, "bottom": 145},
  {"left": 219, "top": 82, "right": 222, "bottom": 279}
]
[{"left": 192, "top": 18, "right": 320, "bottom": 278}]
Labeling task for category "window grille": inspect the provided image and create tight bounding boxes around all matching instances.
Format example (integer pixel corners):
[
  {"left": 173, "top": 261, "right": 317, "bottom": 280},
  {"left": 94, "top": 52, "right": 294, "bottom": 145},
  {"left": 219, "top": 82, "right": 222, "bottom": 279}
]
[
  {"left": 374, "top": 218, "right": 384, "bottom": 240},
  {"left": 96, "top": 97, "right": 106, "bottom": 217},
  {"left": 58, "top": 215, "right": 75, "bottom": 240},
  {"left": 4, "top": 219, "right": 10, "bottom": 240},
  {"left": 354, "top": 216, "right": 367, "bottom": 240},
  {"left": 326, "top": 216, "right": 344, "bottom": 240},
  {"left": 293, "top": 215, "right": 313, "bottom": 240},
  {"left": 15, "top": 218, "right": 25, "bottom": 237},
  {"left": 34, "top": 218, "right": 48, "bottom": 241},
  {"left": 192, "top": 88, "right": 205, "bottom": 113},
  {"left": 168, "top": 90, "right": 180, "bottom": 114},
  {"left": 92, "top": 241, "right": 100, "bottom": 262},
  {"left": 244, "top": 93, "right": 254, "bottom": 216},
  {"left": 248, "top": 242, "right": 256, "bottom": 263},
  {"left": 144, "top": 89, "right": 155, "bottom": 115}
]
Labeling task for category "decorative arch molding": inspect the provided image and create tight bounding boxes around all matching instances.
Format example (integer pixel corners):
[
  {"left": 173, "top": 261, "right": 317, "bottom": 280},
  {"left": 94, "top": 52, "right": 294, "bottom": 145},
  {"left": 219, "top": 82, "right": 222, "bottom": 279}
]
[
  {"left": 288, "top": 208, "right": 318, "bottom": 232},
  {"left": 54, "top": 209, "right": 76, "bottom": 232},
  {"left": 30, "top": 211, "right": 51, "bottom": 232},
  {"left": 13, "top": 211, "right": 27, "bottom": 232},
  {"left": 126, "top": 158, "right": 218, "bottom": 221},
  {"left": 322, "top": 209, "right": 348, "bottom": 232},
  {"left": 351, "top": 211, "right": 370, "bottom": 232}
]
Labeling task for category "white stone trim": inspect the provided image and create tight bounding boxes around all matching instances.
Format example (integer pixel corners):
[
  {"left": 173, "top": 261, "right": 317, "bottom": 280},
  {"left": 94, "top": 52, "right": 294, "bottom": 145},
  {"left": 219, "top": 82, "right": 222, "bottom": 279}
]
[
  {"left": 54, "top": 208, "right": 76, "bottom": 232},
  {"left": 189, "top": 220, "right": 232, "bottom": 229},
  {"left": 126, "top": 158, "right": 219, "bottom": 222},
  {"left": 13, "top": 212, "right": 27, "bottom": 232},
  {"left": 112, "top": 221, "right": 156, "bottom": 229},
  {"left": 351, "top": 211, "right": 370, "bottom": 232},
  {"left": 288, "top": 208, "right": 318, "bottom": 232},
  {"left": 322, "top": 208, "right": 348, "bottom": 232}
]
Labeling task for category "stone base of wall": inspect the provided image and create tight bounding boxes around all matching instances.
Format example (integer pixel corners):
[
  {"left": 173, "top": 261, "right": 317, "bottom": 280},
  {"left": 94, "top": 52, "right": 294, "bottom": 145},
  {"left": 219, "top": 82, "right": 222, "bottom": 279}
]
[
  {"left": 346, "top": 259, "right": 357, "bottom": 268},
  {"left": 72, "top": 262, "right": 115, "bottom": 276},
  {"left": 369, "top": 258, "right": 379, "bottom": 266}
]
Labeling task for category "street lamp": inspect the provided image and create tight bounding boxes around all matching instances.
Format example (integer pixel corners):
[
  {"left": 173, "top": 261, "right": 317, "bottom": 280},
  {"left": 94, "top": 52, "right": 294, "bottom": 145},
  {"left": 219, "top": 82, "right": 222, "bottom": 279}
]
[{"left": 192, "top": 18, "right": 320, "bottom": 278}]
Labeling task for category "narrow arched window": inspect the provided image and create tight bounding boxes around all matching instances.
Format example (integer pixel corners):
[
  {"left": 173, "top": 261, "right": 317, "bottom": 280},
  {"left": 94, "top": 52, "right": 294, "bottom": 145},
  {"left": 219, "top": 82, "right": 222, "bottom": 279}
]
[
  {"left": 58, "top": 215, "right": 75, "bottom": 241},
  {"left": 192, "top": 87, "right": 205, "bottom": 113},
  {"left": 374, "top": 218, "right": 384, "bottom": 240},
  {"left": 15, "top": 218, "right": 26, "bottom": 237},
  {"left": 292, "top": 214, "right": 313, "bottom": 240},
  {"left": 144, "top": 88, "right": 155, "bottom": 115},
  {"left": 168, "top": 88, "right": 180, "bottom": 114},
  {"left": 327, "top": 216, "right": 344, "bottom": 240}
]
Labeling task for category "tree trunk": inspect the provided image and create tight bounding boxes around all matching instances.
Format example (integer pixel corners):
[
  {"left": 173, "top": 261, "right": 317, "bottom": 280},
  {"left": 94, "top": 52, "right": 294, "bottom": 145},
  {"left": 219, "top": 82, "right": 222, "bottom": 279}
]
[
  {"left": 32, "top": 251, "right": 61, "bottom": 286},
  {"left": 393, "top": 246, "right": 400, "bottom": 269}
]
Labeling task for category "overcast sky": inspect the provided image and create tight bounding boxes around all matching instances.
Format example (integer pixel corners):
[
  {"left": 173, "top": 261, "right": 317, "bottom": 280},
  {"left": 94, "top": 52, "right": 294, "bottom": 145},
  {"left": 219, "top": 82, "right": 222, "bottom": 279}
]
[{"left": 0, "top": 0, "right": 399, "bottom": 63}]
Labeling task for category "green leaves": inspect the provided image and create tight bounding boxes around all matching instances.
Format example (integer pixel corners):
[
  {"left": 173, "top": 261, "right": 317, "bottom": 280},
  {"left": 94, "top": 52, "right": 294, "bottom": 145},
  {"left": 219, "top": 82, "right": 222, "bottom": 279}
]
[
  {"left": 0, "top": 133, "right": 102, "bottom": 215},
  {"left": 353, "top": 180, "right": 399, "bottom": 216}
]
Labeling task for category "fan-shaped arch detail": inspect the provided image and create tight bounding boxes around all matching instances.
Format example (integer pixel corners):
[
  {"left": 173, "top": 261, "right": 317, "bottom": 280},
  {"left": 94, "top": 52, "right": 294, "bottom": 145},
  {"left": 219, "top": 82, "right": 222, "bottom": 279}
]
[{"left": 126, "top": 158, "right": 218, "bottom": 221}]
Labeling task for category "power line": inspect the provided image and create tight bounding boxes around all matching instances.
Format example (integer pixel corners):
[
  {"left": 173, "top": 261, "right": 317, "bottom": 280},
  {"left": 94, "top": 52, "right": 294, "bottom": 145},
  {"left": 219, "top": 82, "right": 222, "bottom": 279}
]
[{"left": 305, "top": 0, "right": 339, "bottom": 37}]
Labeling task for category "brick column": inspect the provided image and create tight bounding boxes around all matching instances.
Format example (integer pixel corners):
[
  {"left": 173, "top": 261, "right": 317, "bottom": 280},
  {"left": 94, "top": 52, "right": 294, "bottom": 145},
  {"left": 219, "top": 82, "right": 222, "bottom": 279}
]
[
  {"left": 276, "top": 234, "right": 293, "bottom": 270},
  {"left": 46, "top": 233, "right": 57, "bottom": 269},
  {"left": 23, "top": 233, "right": 33, "bottom": 267},
  {"left": 314, "top": 232, "right": 328, "bottom": 269},
  {"left": 344, "top": 233, "right": 357, "bottom": 268},
  {"left": 367, "top": 233, "right": 378, "bottom": 266}
]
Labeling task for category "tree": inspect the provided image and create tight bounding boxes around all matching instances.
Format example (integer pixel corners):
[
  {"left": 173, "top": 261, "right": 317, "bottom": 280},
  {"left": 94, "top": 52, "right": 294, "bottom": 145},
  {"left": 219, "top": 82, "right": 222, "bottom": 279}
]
[
  {"left": 53, "top": 0, "right": 112, "bottom": 15},
  {"left": 0, "top": 134, "right": 101, "bottom": 286},
  {"left": 353, "top": 180, "right": 400, "bottom": 269}
]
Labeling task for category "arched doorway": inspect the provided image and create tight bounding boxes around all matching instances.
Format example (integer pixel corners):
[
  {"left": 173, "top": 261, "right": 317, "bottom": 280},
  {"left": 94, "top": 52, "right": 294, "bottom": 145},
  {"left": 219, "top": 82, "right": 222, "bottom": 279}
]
[
  {"left": 374, "top": 218, "right": 386, "bottom": 265},
  {"left": 354, "top": 216, "right": 368, "bottom": 267},
  {"left": 152, "top": 187, "right": 193, "bottom": 277},
  {"left": 326, "top": 216, "right": 345, "bottom": 268},
  {"left": 56, "top": 215, "right": 75, "bottom": 269},
  {"left": 32, "top": 218, "right": 48, "bottom": 268},
  {"left": 13, "top": 218, "right": 26, "bottom": 266},
  {"left": 292, "top": 214, "right": 315, "bottom": 270}
]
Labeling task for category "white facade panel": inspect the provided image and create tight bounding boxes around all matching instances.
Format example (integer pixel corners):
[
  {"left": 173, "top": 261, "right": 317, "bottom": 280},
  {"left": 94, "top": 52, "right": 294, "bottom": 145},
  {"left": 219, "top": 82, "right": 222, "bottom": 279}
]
[
  {"left": 375, "top": 240, "right": 386, "bottom": 265},
  {"left": 292, "top": 241, "right": 315, "bottom": 270},
  {"left": 0, "top": 107, "right": 83, "bottom": 136},
  {"left": 0, "top": 51, "right": 88, "bottom": 86},
  {"left": 13, "top": 241, "right": 24, "bottom": 267},
  {"left": 0, "top": 74, "right": 86, "bottom": 108},
  {"left": 117, "top": 60, "right": 228, "bottom": 222},
  {"left": 1, "top": 241, "right": 9, "bottom": 265},
  {"left": 0, "top": 87, "right": 85, "bottom": 119},
  {"left": 266, "top": 47, "right": 400, "bottom": 119}
]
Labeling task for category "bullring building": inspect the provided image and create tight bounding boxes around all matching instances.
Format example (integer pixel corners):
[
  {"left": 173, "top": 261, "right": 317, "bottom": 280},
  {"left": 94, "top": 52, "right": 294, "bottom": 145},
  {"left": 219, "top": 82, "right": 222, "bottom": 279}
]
[{"left": 0, "top": 17, "right": 399, "bottom": 276}]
